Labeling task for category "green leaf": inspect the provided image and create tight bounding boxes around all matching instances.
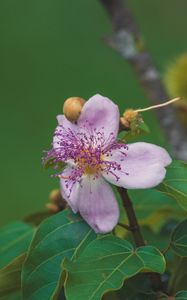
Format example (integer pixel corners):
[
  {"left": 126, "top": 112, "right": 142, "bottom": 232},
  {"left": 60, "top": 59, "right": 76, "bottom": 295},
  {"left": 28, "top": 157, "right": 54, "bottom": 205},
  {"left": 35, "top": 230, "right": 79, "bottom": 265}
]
[
  {"left": 126, "top": 225, "right": 172, "bottom": 252},
  {"left": 171, "top": 219, "right": 187, "bottom": 256},
  {"left": 138, "top": 121, "right": 150, "bottom": 133},
  {"left": 127, "top": 188, "right": 186, "bottom": 232},
  {"left": 169, "top": 257, "right": 187, "bottom": 294},
  {"left": 0, "top": 253, "right": 26, "bottom": 297},
  {"left": 22, "top": 209, "right": 96, "bottom": 300},
  {"left": 157, "top": 160, "right": 187, "bottom": 211},
  {"left": 175, "top": 291, "right": 187, "bottom": 300},
  {"left": 0, "top": 221, "right": 34, "bottom": 268},
  {"left": 105, "top": 274, "right": 157, "bottom": 300},
  {"left": 64, "top": 235, "right": 166, "bottom": 300}
]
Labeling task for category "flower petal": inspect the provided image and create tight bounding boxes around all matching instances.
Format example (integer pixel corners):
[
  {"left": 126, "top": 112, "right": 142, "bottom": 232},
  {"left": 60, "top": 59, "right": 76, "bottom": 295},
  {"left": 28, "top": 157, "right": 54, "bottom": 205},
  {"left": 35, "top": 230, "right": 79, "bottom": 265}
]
[
  {"left": 78, "top": 176, "right": 119, "bottom": 233},
  {"left": 60, "top": 166, "right": 80, "bottom": 213},
  {"left": 78, "top": 94, "right": 120, "bottom": 139},
  {"left": 56, "top": 114, "right": 77, "bottom": 129},
  {"left": 53, "top": 115, "right": 78, "bottom": 150},
  {"left": 103, "top": 142, "right": 172, "bottom": 189}
]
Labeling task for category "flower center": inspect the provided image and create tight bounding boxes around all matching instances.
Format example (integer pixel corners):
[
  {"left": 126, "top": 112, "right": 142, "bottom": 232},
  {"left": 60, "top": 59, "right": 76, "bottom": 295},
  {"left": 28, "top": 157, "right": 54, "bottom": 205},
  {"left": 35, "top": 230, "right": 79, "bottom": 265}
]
[
  {"left": 76, "top": 149, "right": 104, "bottom": 175},
  {"left": 44, "top": 124, "right": 128, "bottom": 192}
]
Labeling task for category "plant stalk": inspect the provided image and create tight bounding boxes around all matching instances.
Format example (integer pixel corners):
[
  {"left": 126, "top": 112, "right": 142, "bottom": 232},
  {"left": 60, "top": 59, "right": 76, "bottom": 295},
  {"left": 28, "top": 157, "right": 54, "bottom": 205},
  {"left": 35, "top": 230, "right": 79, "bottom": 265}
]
[
  {"left": 117, "top": 187, "right": 144, "bottom": 247},
  {"left": 99, "top": 0, "right": 187, "bottom": 160},
  {"left": 117, "top": 187, "right": 166, "bottom": 292}
]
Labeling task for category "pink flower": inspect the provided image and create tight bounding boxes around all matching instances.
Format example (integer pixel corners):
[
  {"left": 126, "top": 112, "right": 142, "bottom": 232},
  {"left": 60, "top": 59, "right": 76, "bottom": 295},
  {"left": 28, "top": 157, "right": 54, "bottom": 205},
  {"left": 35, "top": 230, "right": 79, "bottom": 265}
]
[{"left": 46, "top": 94, "right": 172, "bottom": 233}]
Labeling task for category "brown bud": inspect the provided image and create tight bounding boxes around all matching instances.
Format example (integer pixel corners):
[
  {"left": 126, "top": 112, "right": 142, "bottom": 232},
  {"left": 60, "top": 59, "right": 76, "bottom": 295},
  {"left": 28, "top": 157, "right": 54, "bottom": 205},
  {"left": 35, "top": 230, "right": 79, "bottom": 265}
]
[
  {"left": 48, "top": 189, "right": 67, "bottom": 212},
  {"left": 63, "top": 97, "right": 85, "bottom": 122},
  {"left": 120, "top": 117, "right": 130, "bottom": 129},
  {"left": 49, "top": 189, "right": 62, "bottom": 203},
  {"left": 46, "top": 203, "right": 59, "bottom": 213},
  {"left": 123, "top": 109, "right": 138, "bottom": 122},
  {"left": 120, "top": 109, "right": 139, "bottom": 130}
]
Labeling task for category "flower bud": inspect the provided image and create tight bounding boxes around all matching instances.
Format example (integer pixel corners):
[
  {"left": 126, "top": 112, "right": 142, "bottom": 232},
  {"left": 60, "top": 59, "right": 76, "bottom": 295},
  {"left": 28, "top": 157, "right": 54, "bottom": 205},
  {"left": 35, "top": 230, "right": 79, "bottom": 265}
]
[
  {"left": 120, "top": 117, "right": 130, "bottom": 128},
  {"left": 46, "top": 203, "right": 59, "bottom": 213},
  {"left": 123, "top": 109, "right": 138, "bottom": 122},
  {"left": 63, "top": 97, "right": 85, "bottom": 122},
  {"left": 120, "top": 109, "right": 139, "bottom": 129},
  {"left": 47, "top": 189, "right": 67, "bottom": 212},
  {"left": 49, "top": 189, "right": 62, "bottom": 203}
]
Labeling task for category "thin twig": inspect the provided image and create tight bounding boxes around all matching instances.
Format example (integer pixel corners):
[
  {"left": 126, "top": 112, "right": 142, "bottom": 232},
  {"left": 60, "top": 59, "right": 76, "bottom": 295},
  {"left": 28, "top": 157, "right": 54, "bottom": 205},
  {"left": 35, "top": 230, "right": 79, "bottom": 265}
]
[
  {"left": 161, "top": 243, "right": 171, "bottom": 255},
  {"left": 135, "top": 97, "right": 180, "bottom": 113},
  {"left": 99, "top": 0, "right": 187, "bottom": 160},
  {"left": 118, "top": 222, "right": 131, "bottom": 231}
]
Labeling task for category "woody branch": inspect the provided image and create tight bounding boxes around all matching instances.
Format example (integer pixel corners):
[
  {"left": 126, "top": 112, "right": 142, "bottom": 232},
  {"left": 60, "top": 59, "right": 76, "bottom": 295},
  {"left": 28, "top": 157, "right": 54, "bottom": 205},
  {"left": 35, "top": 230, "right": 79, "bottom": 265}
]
[{"left": 99, "top": 0, "right": 187, "bottom": 160}]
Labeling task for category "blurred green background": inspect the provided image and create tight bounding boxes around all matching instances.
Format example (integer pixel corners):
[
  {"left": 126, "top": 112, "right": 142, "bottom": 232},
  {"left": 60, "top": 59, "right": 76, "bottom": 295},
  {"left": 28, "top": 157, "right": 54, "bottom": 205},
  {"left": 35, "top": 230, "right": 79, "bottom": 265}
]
[{"left": 0, "top": 0, "right": 187, "bottom": 225}]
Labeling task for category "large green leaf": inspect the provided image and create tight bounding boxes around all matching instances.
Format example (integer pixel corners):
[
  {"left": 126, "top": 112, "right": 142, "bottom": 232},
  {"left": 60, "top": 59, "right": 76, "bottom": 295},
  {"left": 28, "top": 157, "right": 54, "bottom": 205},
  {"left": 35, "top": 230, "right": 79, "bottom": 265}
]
[
  {"left": 169, "top": 258, "right": 187, "bottom": 294},
  {"left": 22, "top": 209, "right": 96, "bottom": 300},
  {"left": 171, "top": 219, "right": 187, "bottom": 256},
  {"left": 64, "top": 235, "right": 166, "bottom": 300},
  {"left": 175, "top": 291, "right": 187, "bottom": 299},
  {"left": 157, "top": 160, "right": 187, "bottom": 211},
  {"left": 126, "top": 224, "right": 173, "bottom": 252},
  {"left": 128, "top": 188, "right": 183, "bottom": 220},
  {"left": 105, "top": 274, "right": 157, "bottom": 300},
  {"left": 128, "top": 188, "right": 185, "bottom": 231},
  {"left": 156, "top": 291, "right": 187, "bottom": 300},
  {"left": 0, "top": 253, "right": 26, "bottom": 297},
  {"left": 0, "top": 221, "right": 34, "bottom": 268}
]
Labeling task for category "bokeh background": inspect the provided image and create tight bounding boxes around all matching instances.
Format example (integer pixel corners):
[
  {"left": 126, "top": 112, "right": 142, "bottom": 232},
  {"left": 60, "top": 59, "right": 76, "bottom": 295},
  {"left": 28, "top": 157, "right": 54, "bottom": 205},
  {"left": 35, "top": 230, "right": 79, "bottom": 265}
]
[{"left": 0, "top": 0, "right": 186, "bottom": 225}]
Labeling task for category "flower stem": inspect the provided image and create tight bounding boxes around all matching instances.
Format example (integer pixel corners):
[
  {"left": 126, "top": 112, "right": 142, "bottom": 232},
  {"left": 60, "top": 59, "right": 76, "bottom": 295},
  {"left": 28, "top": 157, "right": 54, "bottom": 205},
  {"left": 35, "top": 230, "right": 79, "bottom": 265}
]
[
  {"left": 117, "top": 187, "right": 165, "bottom": 292},
  {"left": 118, "top": 222, "right": 131, "bottom": 231},
  {"left": 117, "top": 187, "right": 144, "bottom": 246},
  {"left": 161, "top": 243, "right": 171, "bottom": 255}
]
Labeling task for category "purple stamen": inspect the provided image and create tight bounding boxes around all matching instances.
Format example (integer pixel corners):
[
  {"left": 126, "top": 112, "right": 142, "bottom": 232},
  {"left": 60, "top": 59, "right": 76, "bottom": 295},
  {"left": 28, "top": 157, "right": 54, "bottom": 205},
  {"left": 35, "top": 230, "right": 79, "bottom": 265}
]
[{"left": 44, "top": 123, "right": 128, "bottom": 197}]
